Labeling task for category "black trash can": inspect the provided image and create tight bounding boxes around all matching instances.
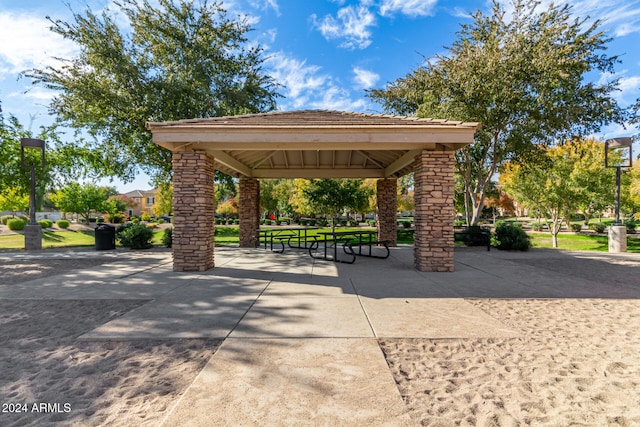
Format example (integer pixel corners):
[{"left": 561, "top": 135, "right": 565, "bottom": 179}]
[{"left": 95, "top": 223, "right": 116, "bottom": 250}]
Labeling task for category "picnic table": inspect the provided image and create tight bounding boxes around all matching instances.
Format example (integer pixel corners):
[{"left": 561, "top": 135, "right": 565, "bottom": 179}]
[
  {"left": 257, "top": 227, "right": 319, "bottom": 253},
  {"left": 453, "top": 225, "right": 491, "bottom": 251},
  {"left": 309, "top": 230, "right": 389, "bottom": 264}
]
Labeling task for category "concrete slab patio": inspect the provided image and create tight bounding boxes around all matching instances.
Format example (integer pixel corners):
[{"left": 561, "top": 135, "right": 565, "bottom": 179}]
[{"left": 1, "top": 245, "right": 639, "bottom": 425}]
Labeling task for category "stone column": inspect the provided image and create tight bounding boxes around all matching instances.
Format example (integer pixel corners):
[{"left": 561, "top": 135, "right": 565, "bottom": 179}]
[
  {"left": 376, "top": 178, "right": 397, "bottom": 246},
  {"left": 239, "top": 178, "right": 260, "bottom": 248},
  {"left": 413, "top": 150, "right": 455, "bottom": 272},
  {"left": 172, "top": 151, "right": 215, "bottom": 272}
]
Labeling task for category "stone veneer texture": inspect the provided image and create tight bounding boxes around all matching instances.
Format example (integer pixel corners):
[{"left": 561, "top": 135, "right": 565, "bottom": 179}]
[
  {"left": 171, "top": 151, "right": 215, "bottom": 272},
  {"left": 376, "top": 178, "right": 398, "bottom": 246},
  {"left": 413, "top": 150, "right": 455, "bottom": 272},
  {"left": 239, "top": 178, "right": 260, "bottom": 247}
]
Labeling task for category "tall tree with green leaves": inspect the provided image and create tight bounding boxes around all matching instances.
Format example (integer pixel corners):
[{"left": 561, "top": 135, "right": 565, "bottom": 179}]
[
  {"left": 0, "top": 188, "right": 29, "bottom": 216},
  {"left": 0, "top": 115, "right": 52, "bottom": 198},
  {"left": 153, "top": 183, "right": 173, "bottom": 217},
  {"left": 25, "top": 0, "right": 280, "bottom": 184},
  {"left": 500, "top": 139, "right": 615, "bottom": 247},
  {"left": 369, "top": 0, "right": 627, "bottom": 225},
  {"left": 303, "top": 179, "right": 371, "bottom": 231},
  {"left": 50, "top": 183, "right": 116, "bottom": 222}
]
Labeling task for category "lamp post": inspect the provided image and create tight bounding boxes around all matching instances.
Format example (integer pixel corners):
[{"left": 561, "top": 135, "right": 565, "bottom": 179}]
[
  {"left": 20, "top": 138, "right": 45, "bottom": 250},
  {"left": 604, "top": 137, "right": 633, "bottom": 253}
]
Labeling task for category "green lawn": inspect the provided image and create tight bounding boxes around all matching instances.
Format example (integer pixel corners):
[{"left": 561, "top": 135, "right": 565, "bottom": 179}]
[
  {"left": 529, "top": 232, "right": 640, "bottom": 252},
  {"left": 2, "top": 225, "right": 639, "bottom": 254},
  {"left": 0, "top": 230, "right": 96, "bottom": 250},
  {"left": 0, "top": 229, "right": 167, "bottom": 250}
]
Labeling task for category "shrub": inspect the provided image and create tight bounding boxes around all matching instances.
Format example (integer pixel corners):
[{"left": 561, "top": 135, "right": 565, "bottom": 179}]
[
  {"left": 162, "top": 227, "right": 173, "bottom": 248},
  {"left": 157, "top": 218, "right": 165, "bottom": 224},
  {"left": 402, "top": 221, "right": 412, "bottom": 229},
  {"left": 7, "top": 218, "right": 26, "bottom": 231},
  {"left": 1, "top": 215, "right": 14, "bottom": 225},
  {"left": 491, "top": 221, "right": 530, "bottom": 251},
  {"left": 56, "top": 219, "right": 70, "bottom": 229},
  {"left": 234, "top": 218, "right": 240, "bottom": 225},
  {"left": 626, "top": 221, "right": 636, "bottom": 234},
  {"left": 106, "top": 213, "right": 124, "bottom": 223},
  {"left": 570, "top": 223, "right": 582, "bottom": 232},
  {"left": 38, "top": 219, "right": 53, "bottom": 228},
  {"left": 132, "top": 217, "right": 140, "bottom": 224},
  {"left": 531, "top": 222, "right": 546, "bottom": 231},
  {"left": 589, "top": 223, "right": 606, "bottom": 233},
  {"left": 140, "top": 213, "right": 151, "bottom": 222},
  {"left": 117, "top": 223, "right": 153, "bottom": 249}
]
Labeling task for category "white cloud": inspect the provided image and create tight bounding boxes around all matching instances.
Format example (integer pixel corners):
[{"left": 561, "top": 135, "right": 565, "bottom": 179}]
[
  {"left": 379, "top": 0, "right": 438, "bottom": 17},
  {"left": 247, "top": 0, "right": 281, "bottom": 16},
  {"left": 265, "top": 52, "right": 328, "bottom": 107},
  {"left": 311, "top": 5, "right": 376, "bottom": 50},
  {"left": 0, "top": 12, "right": 78, "bottom": 74},
  {"left": 353, "top": 66, "right": 380, "bottom": 89},
  {"left": 614, "top": 74, "right": 640, "bottom": 105},
  {"left": 308, "top": 86, "right": 368, "bottom": 111},
  {"left": 260, "top": 28, "right": 278, "bottom": 48},
  {"left": 619, "top": 75, "right": 640, "bottom": 93},
  {"left": 265, "top": 51, "right": 370, "bottom": 111},
  {"left": 495, "top": 0, "right": 640, "bottom": 37},
  {"left": 596, "top": 70, "right": 640, "bottom": 105}
]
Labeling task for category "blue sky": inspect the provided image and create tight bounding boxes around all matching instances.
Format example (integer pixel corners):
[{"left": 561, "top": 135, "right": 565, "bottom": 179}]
[{"left": 1, "top": 0, "right": 640, "bottom": 191}]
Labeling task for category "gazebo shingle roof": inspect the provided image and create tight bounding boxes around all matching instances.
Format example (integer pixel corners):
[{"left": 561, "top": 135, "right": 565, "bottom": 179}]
[{"left": 147, "top": 110, "right": 479, "bottom": 178}]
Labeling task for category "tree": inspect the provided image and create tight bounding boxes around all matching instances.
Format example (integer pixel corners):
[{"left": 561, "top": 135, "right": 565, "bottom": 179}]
[
  {"left": 369, "top": 0, "right": 627, "bottom": 225},
  {"left": 50, "top": 183, "right": 116, "bottom": 222},
  {"left": 500, "top": 139, "right": 615, "bottom": 247},
  {"left": 153, "top": 183, "right": 173, "bottom": 217},
  {"left": 566, "top": 138, "right": 615, "bottom": 224},
  {"left": 26, "top": 0, "right": 280, "bottom": 184},
  {"left": 500, "top": 156, "right": 567, "bottom": 248},
  {"left": 0, "top": 187, "right": 29, "bottom": 216},
  {"left": 625, "top": 162, "right": 640, "bottom": 220},
  {"left": 302, "top": 179, "right": 372, "bottom": 231},
  {"left": 259, "top": 179, "right": 279, "bottom": 218},
  {"left": 0, "top": 114, "right": 56, "bottom": 203},
  {"left": 216, "top": 199, "right": 238, "bottom": 218},
  {"left": 105, "top": 194, "right": 137, "bottom": 216}
]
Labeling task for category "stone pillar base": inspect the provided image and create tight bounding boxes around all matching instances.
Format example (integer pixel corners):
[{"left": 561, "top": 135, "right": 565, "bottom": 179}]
[
  {"left": 413, "top": 150, "right": 455, "bottom": 272},
  {"left": 608, "top": 225, "right": 627, "bottom": 253},
  {"left": 239, "top": 178, "right": 260, "bottom": 248},
  {"left": 24, "top": 224, "right": 42, "bottom": 250},
  {"left": 376, "top": 178, "right": 398, "bottom": 246}
]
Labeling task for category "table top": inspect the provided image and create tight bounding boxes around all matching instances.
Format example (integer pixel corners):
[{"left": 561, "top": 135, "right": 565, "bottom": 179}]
[
  {"left": 316, "top": 230, "right": 376, "bottom": 237},
  {"left": 258, "top": 226, "right": 319, "bottom": 231}
]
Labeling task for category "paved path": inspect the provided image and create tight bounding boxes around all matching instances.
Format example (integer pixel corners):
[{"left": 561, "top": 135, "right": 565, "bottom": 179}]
[{"left": 1, "top": 246, "right": 639, "bottom": 425}]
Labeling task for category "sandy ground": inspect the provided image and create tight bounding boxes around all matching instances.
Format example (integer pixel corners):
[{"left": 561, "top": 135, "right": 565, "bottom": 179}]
[
  {"left": 0, "top": 260, "right": 220, "bottom": 427},
  {"left": 2, "top": 253, "right": 640, "bottom": 426},
  {"left": 381, "top": 298, "right": 640, "bottom": 426}
]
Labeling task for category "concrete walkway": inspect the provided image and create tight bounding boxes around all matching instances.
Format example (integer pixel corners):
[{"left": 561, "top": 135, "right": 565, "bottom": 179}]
[{"left": 2, "top": 245, "right": 639, "bottom": 425}]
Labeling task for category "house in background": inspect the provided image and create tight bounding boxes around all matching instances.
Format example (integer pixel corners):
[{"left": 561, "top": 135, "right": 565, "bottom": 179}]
[{"left": 124, "top": 189, "right": 157, "bottom": 217}]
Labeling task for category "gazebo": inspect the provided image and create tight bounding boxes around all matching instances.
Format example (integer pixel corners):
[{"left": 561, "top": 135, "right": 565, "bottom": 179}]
[{"left": 146, "top": 110, "right": 479, "bottom": 272}]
